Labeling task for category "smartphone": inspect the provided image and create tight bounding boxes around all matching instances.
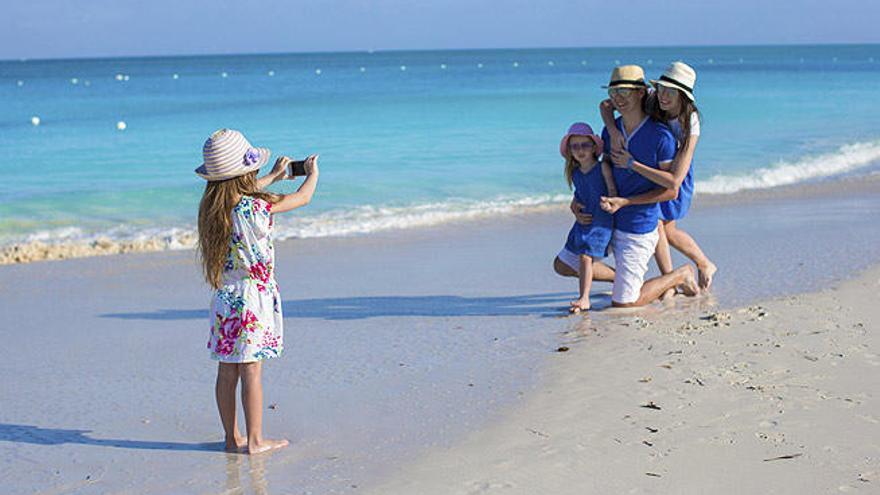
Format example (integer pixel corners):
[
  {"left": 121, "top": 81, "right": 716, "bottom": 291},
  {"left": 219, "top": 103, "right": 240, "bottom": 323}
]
[{"left": 288, "top": 159, "right": 307, "bottom": 177}]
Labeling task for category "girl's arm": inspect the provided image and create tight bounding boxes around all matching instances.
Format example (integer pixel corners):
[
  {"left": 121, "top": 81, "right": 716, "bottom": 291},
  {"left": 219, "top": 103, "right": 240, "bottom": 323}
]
[
  {"left": 256, "top": 157, "right": 290, "bottom": 190},
  {"left": 599, "top": 99, "right": 625, "bottom": 151},
  {"left": 599, "top": 186, "right": 676, "bottom": 214},
  {"left": 608, "top": 135, "right": 699, "bottom": 191},
  {"left": 601, "top": 158, "right": 618, "bottom": 197},
  {"left": 270, "top": 156, "right": 320, "bottom": 213}
]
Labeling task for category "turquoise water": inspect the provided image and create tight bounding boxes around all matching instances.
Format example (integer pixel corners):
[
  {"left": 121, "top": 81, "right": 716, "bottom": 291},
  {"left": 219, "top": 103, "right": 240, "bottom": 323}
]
[{"left": 1, "top": 45, "right": 879, "bottom": 246}]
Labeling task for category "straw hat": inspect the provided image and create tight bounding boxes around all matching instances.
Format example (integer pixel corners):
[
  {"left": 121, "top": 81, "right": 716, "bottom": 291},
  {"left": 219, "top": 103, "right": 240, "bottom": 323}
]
[
  {"left": 651, "top": 61, "right": 696, "bottom": 102},
  {"left": 603, "top": 65, "right": 647, "bottom": 89},
  {"left": 560, "top": 122, "right": 604, "bottom": 159},
  {"left": 195, "top": 129, "right": 271, "bottom": 181}
]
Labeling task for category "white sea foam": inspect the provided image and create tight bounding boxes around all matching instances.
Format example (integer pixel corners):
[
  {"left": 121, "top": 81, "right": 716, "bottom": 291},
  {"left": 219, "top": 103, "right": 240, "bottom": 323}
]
[
  {"left": 1, "top": 195, "right": 570, "bottom": 263},
  {"left": 273, "top": 194, "right": 570, "bottom": 241},
  {"left": 698, "top": 141, "right": 880, "bottom": 194}
]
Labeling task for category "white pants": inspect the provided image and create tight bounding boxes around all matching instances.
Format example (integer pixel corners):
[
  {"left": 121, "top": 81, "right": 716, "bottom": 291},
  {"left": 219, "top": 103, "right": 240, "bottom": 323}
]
[{"left": 611, "top": 228, "right": 659, "bottom": 304}]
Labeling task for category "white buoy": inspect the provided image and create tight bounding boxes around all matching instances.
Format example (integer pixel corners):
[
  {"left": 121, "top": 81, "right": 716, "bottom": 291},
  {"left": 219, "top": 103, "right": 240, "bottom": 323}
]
[
  {"left": 477, "top": 63, "right": 483, "bottom": 68},
  {"left": 512, "top": 62, "right": 519, "bottom": 67},
  {"left": 267, "top": 70, "right": 274, "bottom": 76},
  {"left": 400, "top": 65, "right": 406, "bottom": 71},
  {"left": 172, "top": 73, "right": 179, "bottom": 79},
  {"left": 116, "top": 121, "right": 127, "bottom": 131},
  {"left": 123, "top": 75, "right": 130, "bottom": 81},
  {"left": 31, "top": 116, "right": 40, "bottom": 126},
  {"left": 440, "top": 64, "right": 447, "bottom": 69},
  {"left": 221, "top": 72, "right": 228, "bottom": 78},
  {"left": 548, "top": 61, "right": 554, "bottom": 66},
  {"left": 115, "top": 73, "right": 124, "bottom": 81},
  {"left": 360, "top": 66, "right": 366, "bottom": 72},
  {"left": 315, "top": 69, "right": 322, "bottom": 75},
  {"left": 71, "top": 78, "right": 79, "bottom": 84},
  {"left": 17, "top": 80, "right": 24, "bottom": 87}
]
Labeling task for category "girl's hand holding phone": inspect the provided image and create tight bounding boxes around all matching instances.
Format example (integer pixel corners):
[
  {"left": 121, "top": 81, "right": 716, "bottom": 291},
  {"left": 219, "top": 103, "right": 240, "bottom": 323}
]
[{"left": 288, "top": 154, "right": 319, "bottom": 177}]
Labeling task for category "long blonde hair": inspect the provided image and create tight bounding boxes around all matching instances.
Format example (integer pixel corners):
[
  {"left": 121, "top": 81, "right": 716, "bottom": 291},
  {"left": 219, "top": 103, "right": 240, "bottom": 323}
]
[{"left": 197, "top": 171, "right": 279, "bottom": 289}]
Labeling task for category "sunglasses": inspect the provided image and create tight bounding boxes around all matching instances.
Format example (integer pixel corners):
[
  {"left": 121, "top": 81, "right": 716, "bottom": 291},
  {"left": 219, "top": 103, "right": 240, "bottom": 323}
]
[
  {"left": 569, "top": 141, "right": 594, "bottom": 151},
  {"left": 607, "top": 87, "right": 635, "bottom": 97}
]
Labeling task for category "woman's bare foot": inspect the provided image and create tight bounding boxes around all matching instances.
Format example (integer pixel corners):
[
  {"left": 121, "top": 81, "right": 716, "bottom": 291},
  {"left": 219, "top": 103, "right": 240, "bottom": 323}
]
[
  {"left": 225, "top": 434, "right": 248, "bottom": 453},
  {"left": 697, "top": 261, "right": 717, "bottom": 290},
  {"left": 247, "top": 438, "right": 289, "bottom": 455},
  {"left": 660, "top": 287, "right": 676, "bottom": 301},
  {"left": 569, "top": 298, "right": 590, "bottom": 313},
  {"left": 678, "top": 265, "right": 700, "bottom": 297}
]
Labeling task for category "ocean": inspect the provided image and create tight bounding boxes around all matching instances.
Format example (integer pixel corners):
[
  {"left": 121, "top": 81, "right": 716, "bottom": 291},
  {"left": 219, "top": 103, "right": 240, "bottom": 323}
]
[{"left": 1, "top": 44, "right": 879, "bottom": 249}]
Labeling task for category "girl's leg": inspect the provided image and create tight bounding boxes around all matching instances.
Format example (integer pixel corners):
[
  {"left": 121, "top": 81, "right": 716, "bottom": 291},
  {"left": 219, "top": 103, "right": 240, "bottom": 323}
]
[
  {"left": 570, "top": 255, "right": 593, "bottom": 313},
  {"left": 664, "top": 220, "right": 717, "bottom": 290},
  {"left": 591, "top": 260, "right": 615, "bottom": 282},
  {"left": 240, "top": 361, "right": 289, "bottom": 454},
  {"left": 216, "top": 362, "right": 246, "bottom": 452},
  {"left": 554, "top": 256, "right": 615, "bottom": 282},
  {"left": 553, "top": 257, "right": 577, "bottom": 277},
  {"left": 654, "top": 222, "right": 676, "bottom": 300}
]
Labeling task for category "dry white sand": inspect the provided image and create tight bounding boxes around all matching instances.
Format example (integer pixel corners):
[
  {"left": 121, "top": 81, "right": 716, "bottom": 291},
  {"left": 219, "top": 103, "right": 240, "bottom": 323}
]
[{"left": 369, "top": 267, "right": 880, "bottom": 494}]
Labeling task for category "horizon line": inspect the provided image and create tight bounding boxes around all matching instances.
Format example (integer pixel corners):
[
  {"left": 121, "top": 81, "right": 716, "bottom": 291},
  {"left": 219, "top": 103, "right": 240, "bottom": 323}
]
[{"left": 3, "top": 41, "right": 878, "bottom": 64}]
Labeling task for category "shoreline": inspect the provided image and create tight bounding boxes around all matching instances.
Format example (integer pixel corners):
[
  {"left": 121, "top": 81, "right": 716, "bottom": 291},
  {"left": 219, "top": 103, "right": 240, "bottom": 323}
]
[
  {"left": 2, "top": 172, "right": 880, "bottom": 266},
  {"left": 366, "top": 263, "right": 880, "bottom": 494}
]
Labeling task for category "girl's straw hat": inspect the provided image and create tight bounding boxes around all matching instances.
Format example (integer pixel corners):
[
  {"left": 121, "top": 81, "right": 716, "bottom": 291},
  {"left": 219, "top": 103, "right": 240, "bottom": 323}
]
[
  {"left": 651, "top": 61, "right": 697, "bottom": 102},
  {"left": 195, "top": 129, "right": 271, "bottom": 181},
  {"left": 603, "top": 65, "right": 647, "bottom": 89},
  {"left": 560, "top": 122, "right": 604, "bottom": 159}
]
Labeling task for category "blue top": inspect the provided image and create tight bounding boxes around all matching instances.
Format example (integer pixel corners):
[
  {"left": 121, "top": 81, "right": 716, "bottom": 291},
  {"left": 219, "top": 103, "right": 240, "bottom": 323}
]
[
  {"left": 602, "top": 117, "right": 677, "bottom": 234},
  {"left": 564, "top": 163, "right": 613, "bottom": 258}
]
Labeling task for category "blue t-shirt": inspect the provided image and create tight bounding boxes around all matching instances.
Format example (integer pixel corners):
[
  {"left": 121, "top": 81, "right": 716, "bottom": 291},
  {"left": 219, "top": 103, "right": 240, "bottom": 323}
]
[{"left": 602, "top": 117, "right": 676, "bottom": 234}]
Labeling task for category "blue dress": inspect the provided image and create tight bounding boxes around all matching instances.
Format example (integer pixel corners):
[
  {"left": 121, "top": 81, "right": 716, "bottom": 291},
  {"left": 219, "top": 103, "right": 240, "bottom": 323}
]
[
  {"left": 659, "top": 117, "right": 698, "bottom": 221},
  {"left": 564, "top": 164, "right": 613, "bottom": 258}
]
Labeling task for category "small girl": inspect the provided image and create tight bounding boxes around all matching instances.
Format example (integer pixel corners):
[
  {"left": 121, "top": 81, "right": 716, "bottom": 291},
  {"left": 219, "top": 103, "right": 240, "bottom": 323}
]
[
  {"left": 553, "top": 123, "right": 616, "bottom": 313},
  {"left": 195, "top": 128, "right": 319, "bottom": 454}
]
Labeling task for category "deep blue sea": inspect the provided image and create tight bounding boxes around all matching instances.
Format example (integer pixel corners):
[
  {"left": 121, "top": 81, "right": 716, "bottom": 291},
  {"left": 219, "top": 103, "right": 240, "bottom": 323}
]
[{"left": 1, "top": 45, "right": 879, "bottom": 247}]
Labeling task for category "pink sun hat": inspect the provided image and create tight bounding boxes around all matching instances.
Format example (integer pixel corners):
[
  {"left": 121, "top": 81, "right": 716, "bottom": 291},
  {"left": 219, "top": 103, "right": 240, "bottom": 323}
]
[{"left": 559, "top": 122, "right": 604, "bottom": 159}]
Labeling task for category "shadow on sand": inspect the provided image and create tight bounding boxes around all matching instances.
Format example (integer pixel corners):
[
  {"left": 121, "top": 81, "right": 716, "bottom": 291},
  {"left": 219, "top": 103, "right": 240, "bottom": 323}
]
[
  {"left": 0, "top": 423, "right": 224, "bottom": 452},
  {"left": 100, "top": 292, "right": 605, "bottom": 321}
]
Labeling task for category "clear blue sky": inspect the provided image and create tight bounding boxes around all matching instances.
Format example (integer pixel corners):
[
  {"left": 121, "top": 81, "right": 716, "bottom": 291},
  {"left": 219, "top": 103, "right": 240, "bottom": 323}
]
[{"left": 4, "top": 0, "right": 879, "bottom": 60}]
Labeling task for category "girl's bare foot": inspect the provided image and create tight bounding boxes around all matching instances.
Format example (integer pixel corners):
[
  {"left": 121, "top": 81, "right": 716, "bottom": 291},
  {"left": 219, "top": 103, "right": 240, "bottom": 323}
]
[
  {"left": 225, "top": 434, "right": 248, "bottom": 453},
  {"left": 569, "top": 298, "right": 590, "bottom": 313},
  {"left": 678, "top": 266, "right": 700, "bottom": 297},
  {"left": 248, "top": 438, "right": 289, "bottom": 455},
  {"left": 697, "top": 261, "right": 717, "bottom": 290}
]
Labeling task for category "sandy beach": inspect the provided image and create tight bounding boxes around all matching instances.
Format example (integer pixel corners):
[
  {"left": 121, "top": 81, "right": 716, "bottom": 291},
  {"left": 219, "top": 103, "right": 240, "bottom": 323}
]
[
  {"left": 370, "top": 266, "right": 880, "bottom": 495},
  {"left": 1, "top": 185, "right": 879, "bottom": 494}
]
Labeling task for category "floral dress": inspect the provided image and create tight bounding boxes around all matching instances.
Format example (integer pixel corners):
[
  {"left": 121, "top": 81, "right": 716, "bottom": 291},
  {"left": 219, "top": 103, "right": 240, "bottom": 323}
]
[{"left": 207, "top": 196, "right": 283, "bottom": 362}]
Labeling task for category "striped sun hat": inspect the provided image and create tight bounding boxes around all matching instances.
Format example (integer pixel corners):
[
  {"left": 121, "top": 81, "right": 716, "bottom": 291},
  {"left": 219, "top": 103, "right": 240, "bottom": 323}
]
[{"left": 194, "top": 129, "right": 271, "bottom": 181}]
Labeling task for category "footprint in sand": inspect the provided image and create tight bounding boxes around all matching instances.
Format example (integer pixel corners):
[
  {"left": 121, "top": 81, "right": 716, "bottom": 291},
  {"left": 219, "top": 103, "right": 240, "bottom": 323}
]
[{"left": 467, "top": 480, "right": 516, "bottom": 493}]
